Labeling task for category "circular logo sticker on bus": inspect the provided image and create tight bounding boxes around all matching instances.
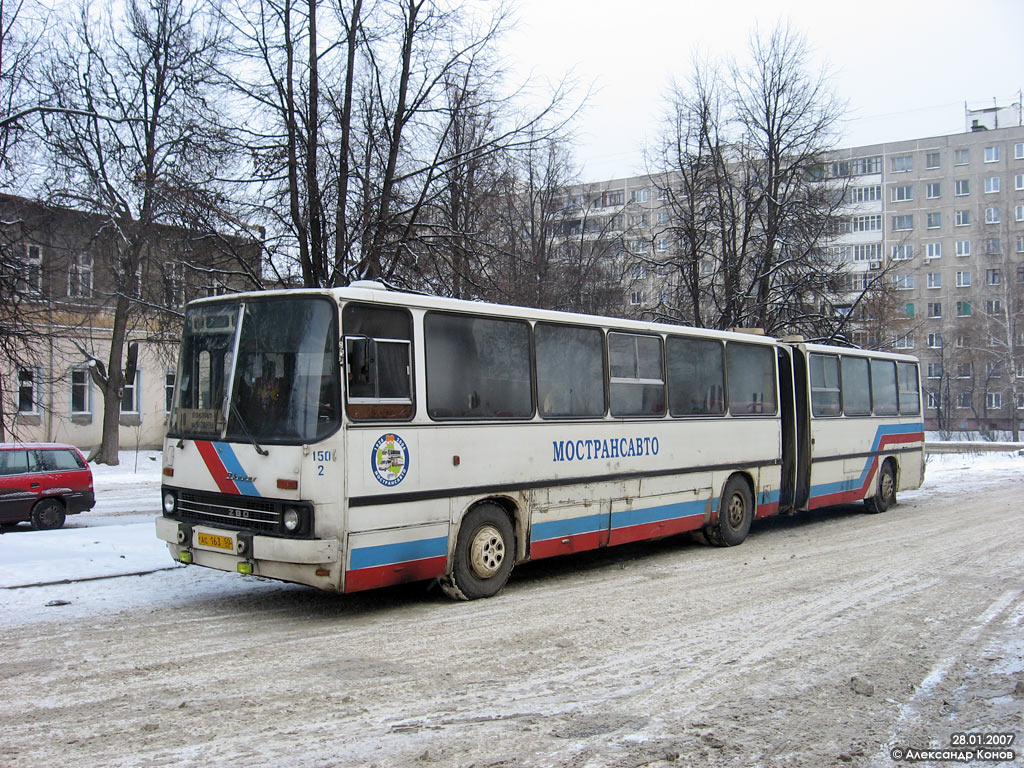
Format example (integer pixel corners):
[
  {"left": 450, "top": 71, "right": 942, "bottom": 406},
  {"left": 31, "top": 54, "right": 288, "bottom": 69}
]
[{"left": 372, "top": 433, "right": 409, "bottom": 487}]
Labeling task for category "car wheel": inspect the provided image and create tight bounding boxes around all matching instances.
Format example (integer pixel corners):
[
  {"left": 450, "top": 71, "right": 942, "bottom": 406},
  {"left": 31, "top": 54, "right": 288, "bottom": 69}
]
[{"left": 30, "top": 500, "right": 66, "bottom": 531}]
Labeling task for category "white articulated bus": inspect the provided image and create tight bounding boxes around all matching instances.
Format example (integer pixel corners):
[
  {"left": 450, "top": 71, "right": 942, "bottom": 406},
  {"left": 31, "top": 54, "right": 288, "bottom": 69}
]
[{"left": 156, "top": 283, "right": 925, "bottom": 599}]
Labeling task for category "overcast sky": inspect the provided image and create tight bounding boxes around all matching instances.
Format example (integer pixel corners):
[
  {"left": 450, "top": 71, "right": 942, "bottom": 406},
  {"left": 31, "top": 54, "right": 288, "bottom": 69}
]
[{"left": 500, "top": 0, "right": 1024, "bottom": 182}]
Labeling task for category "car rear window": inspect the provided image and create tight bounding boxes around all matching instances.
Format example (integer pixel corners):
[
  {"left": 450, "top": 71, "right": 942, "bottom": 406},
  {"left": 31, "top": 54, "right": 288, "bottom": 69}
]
[{"left": 38, "top": 449, "right": 86, "bottom": 471}]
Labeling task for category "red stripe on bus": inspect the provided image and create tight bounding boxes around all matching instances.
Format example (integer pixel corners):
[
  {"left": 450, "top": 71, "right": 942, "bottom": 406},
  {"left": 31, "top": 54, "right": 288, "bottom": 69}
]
[
  {"left": 607, "top": 514, "right": 704, "bottom": 547},
  {"left": 344, "top": 555, "right": 447, "bottom": 593},
  {"left": 756, "top": 501, "right": 780, "bottom": 518},
  {"left": 808, "top": 432, "right": 923, "bottom": 510},
  {"left": 195, "top": 440, "right": 239, "bottom": 495},
  {"left": 530, "top": 531, "right": 602, "bottom": 560}
]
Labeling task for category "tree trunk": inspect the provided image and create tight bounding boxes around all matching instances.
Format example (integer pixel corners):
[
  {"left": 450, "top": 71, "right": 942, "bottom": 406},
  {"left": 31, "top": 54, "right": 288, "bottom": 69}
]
[{"left": 93, "top": 294, "right": 130, "bottom": 465}]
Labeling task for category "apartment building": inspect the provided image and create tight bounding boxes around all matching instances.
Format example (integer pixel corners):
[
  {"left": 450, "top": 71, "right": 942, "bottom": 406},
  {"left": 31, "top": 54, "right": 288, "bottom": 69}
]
[
  {"left": 0, "top": 194, "right": 262, "bottom": 451},
  {"left": 559, "top": 122, "right": 1024, "bottom": 433}
]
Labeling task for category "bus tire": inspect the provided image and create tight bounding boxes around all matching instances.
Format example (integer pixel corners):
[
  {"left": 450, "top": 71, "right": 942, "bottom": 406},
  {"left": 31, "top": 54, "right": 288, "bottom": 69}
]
[
  {"left": 864, "top": 460, "right": 896, "bottom": 514},
  {"left": 707, "top": 476, "right": 752, "bottom": 547},
  {"left": 30, "top": 499, "right": 66, "bottom": 531},
  {"left": 450, "top": 504, "right": 515, "bottom": 600}
]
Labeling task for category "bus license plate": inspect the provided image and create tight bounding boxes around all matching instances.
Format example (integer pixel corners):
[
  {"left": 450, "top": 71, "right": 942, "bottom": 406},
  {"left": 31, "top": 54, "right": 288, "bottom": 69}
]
[{"left": 197, "top": 532, "right": 235, "bottom": 551}]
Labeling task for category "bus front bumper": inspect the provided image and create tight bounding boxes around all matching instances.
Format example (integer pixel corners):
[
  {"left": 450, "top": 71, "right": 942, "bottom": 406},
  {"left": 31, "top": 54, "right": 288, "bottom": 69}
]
[{"left": 156, "top": 517, "right": 340, "bottom": 569}]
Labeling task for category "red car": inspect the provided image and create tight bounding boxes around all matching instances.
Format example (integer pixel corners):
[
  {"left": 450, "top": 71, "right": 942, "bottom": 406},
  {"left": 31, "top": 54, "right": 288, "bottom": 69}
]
[{"left": 0, "top": 443, "right": 95, "bottom": 530}]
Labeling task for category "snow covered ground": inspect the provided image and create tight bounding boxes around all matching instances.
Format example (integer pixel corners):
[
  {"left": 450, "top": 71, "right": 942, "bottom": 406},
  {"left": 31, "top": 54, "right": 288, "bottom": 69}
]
[{"left": 1, "top": 446, "right": 1022, "bottom": 768}]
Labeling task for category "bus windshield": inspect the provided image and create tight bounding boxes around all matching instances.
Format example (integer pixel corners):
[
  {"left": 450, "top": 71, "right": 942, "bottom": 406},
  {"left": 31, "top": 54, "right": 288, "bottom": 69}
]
[{"left": 170, "top": 296, "right": 341, "bottom": 444}]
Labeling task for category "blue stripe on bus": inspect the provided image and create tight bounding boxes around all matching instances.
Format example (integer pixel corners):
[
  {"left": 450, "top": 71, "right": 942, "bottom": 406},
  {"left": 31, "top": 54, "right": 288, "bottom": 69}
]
[
  {"left": 349, "top": 535, "right": 449, "bottom": 570},
  {"left": 530, "top": 513, "right": 606, "bottom": 543},
  {"left": 212, "top": 442, "right": 261, "bottom": 497},
  {"left": 610, "top": 499, "right": 705, "bottom": 530},
  {"left": 808, "top": 422, "right": 924, "bottom": 500}
]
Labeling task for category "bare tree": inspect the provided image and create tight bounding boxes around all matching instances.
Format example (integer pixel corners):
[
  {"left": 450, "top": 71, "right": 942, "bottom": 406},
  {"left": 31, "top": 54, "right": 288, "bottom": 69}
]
[
  {"left": 651, "top": 24, "right": 848, "bottom": 337},
  {"left": 41, "top": 0, "right": 231, "bottom": 464}
]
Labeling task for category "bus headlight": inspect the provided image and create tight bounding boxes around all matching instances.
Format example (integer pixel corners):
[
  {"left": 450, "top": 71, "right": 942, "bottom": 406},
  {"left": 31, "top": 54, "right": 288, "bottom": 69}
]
[
  {"left": 163, "top": 491, "right": 177, "bottom": 515},
  {"left": 283, "top": 507, "right": 301, "bottom": 533}
]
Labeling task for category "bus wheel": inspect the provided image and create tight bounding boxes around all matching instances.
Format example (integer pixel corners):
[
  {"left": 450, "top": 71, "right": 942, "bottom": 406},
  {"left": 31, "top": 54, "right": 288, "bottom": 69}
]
[
  {"left": 450, "top": 504, "right": 515, "bottom": 600},
  {"left": 30, "top": 500, "right": 66, "bottom": 531},
  {"left": 707, "top": 476, "right": 752, "bottom": 547},
  {"left": 865, "top": 460, "right": 896, "bottom": 514}
]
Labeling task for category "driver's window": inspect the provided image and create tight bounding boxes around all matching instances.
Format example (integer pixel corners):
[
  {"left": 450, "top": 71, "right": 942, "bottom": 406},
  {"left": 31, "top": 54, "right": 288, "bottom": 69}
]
[{"left": 342, "top": 304, "right": 414, "bottom": 420}]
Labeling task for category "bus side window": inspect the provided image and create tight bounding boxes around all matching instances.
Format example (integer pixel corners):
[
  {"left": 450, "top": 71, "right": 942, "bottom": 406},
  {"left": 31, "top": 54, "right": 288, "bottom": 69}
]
[
  {"left": 809, "top": 353, "right": 841, "bottom": 417},
  {"left": 342, "top": 304, "right": 414, "bottom": 421},
  {"left": 725, "top": 342, "right": 777, "bottom": 415},
  {"left": 667, "top": 336, "right": 724, "bottom": 416},
  {"left": 840, "top": 356, "right": 872, "bottom": 415},
  {"left": 870, "top": 360, "right": 899, "bottom": 415},
  {"left": 897, "top": 362, "right": 921, "bottom": 415}
]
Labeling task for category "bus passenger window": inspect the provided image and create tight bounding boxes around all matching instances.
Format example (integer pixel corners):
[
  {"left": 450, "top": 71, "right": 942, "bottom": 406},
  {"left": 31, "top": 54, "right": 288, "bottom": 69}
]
[
  {"left": 536, "top": 324, "right": 605, "bottom": 418},
  {"left": 608, "top": 332, "right": 664, "bottom": 417},
  {"left": 897, "top": 362, "right": 920, "bottom": 415},
  {"left": 667, "top": 336, "right": 724, "bottom": 416},
  {"left": 425, "top": 313, "right": 532, "bottom": 419},
  {"left": 809, "top": 354, "right": 841, "bottom": 416},
  {"left": 870, "top": 360, "right": 899, "bottom": 415},
  {"left": 342, "top": 303, "right": 413, "bottom": 420},
  {"left": 725, "top": 342, "right": 777, "bottom": 415},
  {"left": 840, "top": 356, "right": 871, "bottom": 415}
]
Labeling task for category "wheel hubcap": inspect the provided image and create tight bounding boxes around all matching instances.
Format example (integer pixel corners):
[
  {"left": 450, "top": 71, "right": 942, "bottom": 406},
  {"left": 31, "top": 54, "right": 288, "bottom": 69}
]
[
  {"left": 727, "top": 493, "right": 746, "bottom": 530},
  {"left": 881, "top": 471, "right": 894, "bottom": 500},
  {"left": 469, "top": 524, "right": 505, "bottom": 579}
]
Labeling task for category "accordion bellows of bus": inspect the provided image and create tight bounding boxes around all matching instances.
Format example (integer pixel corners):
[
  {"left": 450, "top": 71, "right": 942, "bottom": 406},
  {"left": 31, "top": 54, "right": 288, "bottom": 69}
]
[{"left": 156, "top": 282, "right": 924, "bottom": 600}]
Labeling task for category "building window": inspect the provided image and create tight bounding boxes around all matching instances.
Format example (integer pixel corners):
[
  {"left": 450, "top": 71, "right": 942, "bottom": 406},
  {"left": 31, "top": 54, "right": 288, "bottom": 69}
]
[
  {"left": 655, "top": 237, "right": 669, "bottom": 253},
  {"left": 165, "top": 370, "right": 176, "bottom": 414},
  {"left": 903, "top": 303, "right": 915, "bottom": 318},
  {"left": 847, "top": 185, "right": 882, "bottom": 203},
  {"left": 847, "top": 273, "right": 869, "bottom": 291},
  {"left": 927, "top": 302, "right": 942, "bottom": 318},
  {"left": 926, "top": 182, "right": 941, "bottom": 199},
  {"left": 926, "top": 391, "right": 939, "bottom": 409},
  {"left": 601, "top": 190, "right": 624, "bottom": 207},
  {"left": 985, "top": 237, "right": 1001, "bottom": 255},
  {"left": 893, "top": 334, "right": 914, "bottom": 350},
  {"left": 17, "top": 367, "right": 40, "bottom": 413},
  {"left": 926, "top": 212, "right": 941, "bottom": 229},
  {"left": 955, "top": 210, "right": 971, "bottom": 226},
  {"left": 986, "top": 299, "right": 1001, "bottom": 314},
  {"left": 954, "top": 179, "right": 970, "bottom": 196},
  {"left": 656, "top": 211, "right": 669, "bottom": 225},
  {"left": 986, "top": 392, "right": 1002, "bottom": 410},
  {"left": 957, "top": 363, "right": 972, "bottom": 379},
  {"left": 956, "top": 392, "right": 971, "bottom": 408},
  {"left": 955, "top": 270, "right": 971, "bottom": 287},
  {"left": 984, "top": 145, "right": 1001, "bottom": 163},
  {"left": 1016, "top": 142, "right": 1024, "bottom": 160},
  {"left": 630, "top": 188, "right": 648, "bottom": 204},
  {"left": 70, "top": 367, "right": 91, "bottom": 415},
  {"left": 987, "top": 362, "right": 1002, "bottom": 378},
  {"left": 68, "top": 253, "right": 93, "bottom": 298},
  {"left": 853, "top": 214, "right": 882, "bottom": 232},
  {"left": 956, "top": 300, "right": 971, "bottom": 316},
  {"left": 1016, "top": 173, "right": 1024, "bottom": 191},
  {"left": 1016, "top": 205, "right": 1024, "bottom": 222},
  {"left": 853, "top": 243, "right": 881, "bottom": 262},
  {"left": 892, "top": 185, "right": 913, "bottom": 202},
  {"left": 927, "top": 272, "right": 941, "bottom": 289},
  {"left": 927, "top": 362, "right": 942, "bottom": 378},
  {"left": 631, "top": 264, "right": 648, "bottom": 280},
  {"left": 892, "top": 244, "right": 914, "bottom": 260},
  {"left": 985, "top": 176, "right": 1001, "bottom": 193},
  {"left": 630, "top": 214, "right": 648, "bottom": 228},
  {"left": 892, "top": 215, "right": 914, "bottom": 231},
  {"left": 956, "top": 240, "right": 971, "bottom": 257},
  {"left": 630, "top": 290, "right": 645, "bottom": 306},
  {"left": 926, "top": 242, "right": 942, "bottom": 259},
  {"left": 986, "top": 268, "right": 1001, "bottom": 285},
  {"left": 121, "top": 370, "right": 141, "bottom": 414},
  {"left": 926, "top": 151, "right": 941, "bottom": 169},
  {"left": 18, "top": 244, "right": 42, "bottom": 294},
  {"left": 1017, "top": 238, "right": 1024, "bottom": 255},
  {"left": 891, "top": 155, "right": 913, "bottom": 173},
  {"left": 927, "top": 332, "right": 942, "bottom": 348},
  {"left": 894, "top": 274, "right": 915, "bottom": 290},
  {"left": 1017, "top": 393, "right": 1024, "bottom": 409}
]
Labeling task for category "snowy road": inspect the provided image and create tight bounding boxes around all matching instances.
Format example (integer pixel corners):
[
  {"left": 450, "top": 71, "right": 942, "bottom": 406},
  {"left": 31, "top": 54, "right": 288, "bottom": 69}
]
[{"left": 1, "top": 451, "right": 1023, "bottom": 767}]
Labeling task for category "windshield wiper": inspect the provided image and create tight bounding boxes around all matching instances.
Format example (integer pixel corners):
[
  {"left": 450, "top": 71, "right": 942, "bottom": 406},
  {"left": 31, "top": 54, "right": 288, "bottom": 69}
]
[{"left": 229, "top": 401, "right": 269, "bottom": 456}]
